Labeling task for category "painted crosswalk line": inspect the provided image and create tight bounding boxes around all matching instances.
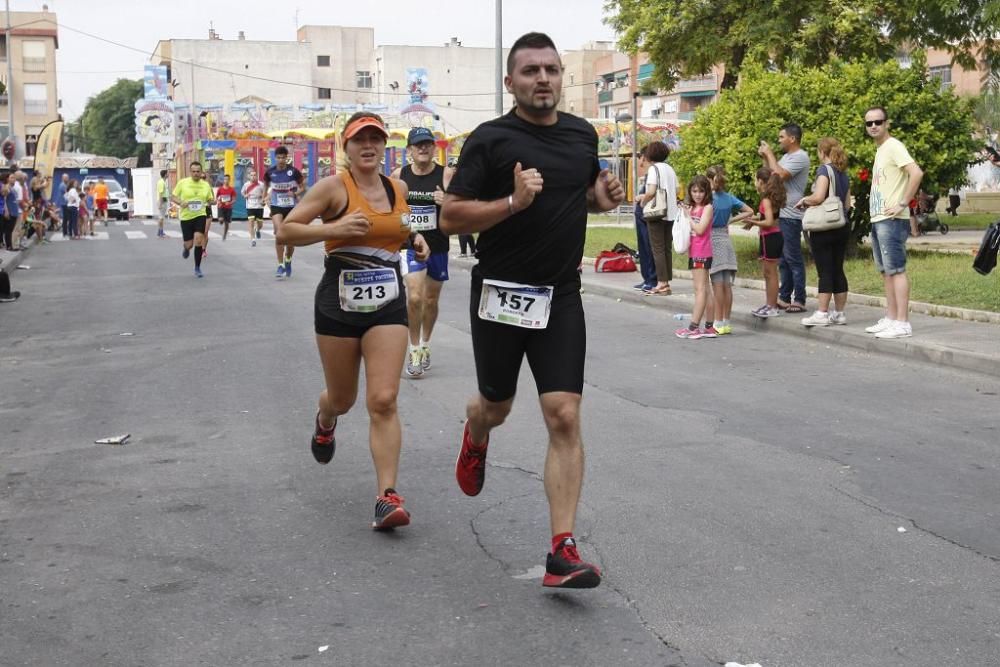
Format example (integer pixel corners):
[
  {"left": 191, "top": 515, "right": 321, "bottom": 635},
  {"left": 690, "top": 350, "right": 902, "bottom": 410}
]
[
  {"left": 124, "top": 231, "right": 148, "bottom": 239},
  {"left": 141, "top": 220, "right": 159, "bottom": 226},
  {"left": 114, "top": 220, "right": 131, "bottom": 226},
  {"left": 163, "top": 230, "right": 183, "bottom": 239}
]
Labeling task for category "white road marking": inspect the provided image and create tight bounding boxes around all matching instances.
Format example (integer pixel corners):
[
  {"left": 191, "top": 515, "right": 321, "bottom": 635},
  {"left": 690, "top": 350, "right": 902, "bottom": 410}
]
[{"left": 124, "top": 231, "right": 147, "bottom": 239}]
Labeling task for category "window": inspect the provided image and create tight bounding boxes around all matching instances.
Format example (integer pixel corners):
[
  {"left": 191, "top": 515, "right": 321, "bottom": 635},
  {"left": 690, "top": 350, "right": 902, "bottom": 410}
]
[
  {"left": 23, "top": 83, "right": 47, "bottom": 115},
  {"left": 317, "top": 87, "right": 331, "bottom": 99},
  {"left": 22, "top": 41, "right": 46, "bottom": 72},
  {"left": 317, "top": 55, "right": 330, "bottom": 67},
  {"left": 356, "top": 70, "right": 372, "bottom": 89},
  {"left": 929, "top": 65, "right": 952, "bottom": 89}
]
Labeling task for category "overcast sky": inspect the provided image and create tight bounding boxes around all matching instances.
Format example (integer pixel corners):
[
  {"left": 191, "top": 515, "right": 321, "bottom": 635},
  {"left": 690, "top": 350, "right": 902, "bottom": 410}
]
[{"left": 16, "top": 0, "right": 619, "bottom": 121}]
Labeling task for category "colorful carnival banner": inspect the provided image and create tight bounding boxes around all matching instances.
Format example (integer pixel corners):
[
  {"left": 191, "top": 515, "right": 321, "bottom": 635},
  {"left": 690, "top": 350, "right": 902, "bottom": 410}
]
[
  {"left": 34, "top": 119, "right": 63, "bottom": 199},
  {"left": 144, "top": 65, "right": 169, "bottom": 101},
  {"left": 135, "top": 99, "right": 176, "bottom": 143}
]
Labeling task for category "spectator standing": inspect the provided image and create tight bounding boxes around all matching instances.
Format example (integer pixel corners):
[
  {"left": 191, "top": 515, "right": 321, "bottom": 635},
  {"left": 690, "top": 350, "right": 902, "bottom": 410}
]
[
  {"left": 675, "top": 175, "right": 715, "bottom": 338},
  {"left": 630, "top": 146, "right": 656, "bottom": 291},
  {"left": 93, "top": 177, "right": 110, "bottom": 226},
  {"left": 706, "top": 165, "right": 753, "bottom": 335},
  {"left": 64, "top": 180, "right": 80, "bottom": 240},
  {"left": 56, "top": 173, "right": 69, "bottom": 228},
  {"left": 796, "top": 137, "right": 851, "bottom": 327},
  {"left": 863, "top": 106, "right": 923, "bottom": 339},
  {"left": 758, "top": 123, "right": 811, "bottom": 313},
  {"left": 639, "top": 141, "right": 678, "bottom": 296}
]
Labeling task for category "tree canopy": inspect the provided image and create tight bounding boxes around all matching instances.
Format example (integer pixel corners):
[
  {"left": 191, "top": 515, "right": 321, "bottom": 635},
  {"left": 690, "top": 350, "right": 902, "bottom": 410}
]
[
  {"left": 667, "top": 54, "right": 979, "bottom": 242},
  {"left": 75, "top": 78, "right": 150, "bottom": 165},
  {"left": 606, "top": 0, "right": 1000, "bottom": 91}
]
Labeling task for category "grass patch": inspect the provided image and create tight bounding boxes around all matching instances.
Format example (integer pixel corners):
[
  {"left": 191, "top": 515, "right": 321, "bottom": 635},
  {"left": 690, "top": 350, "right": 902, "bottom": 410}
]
[
  {"left": 585, "top": 226, "right": 1000, "bottom": 312},
  {"left": 945, "top": 212, "right": 998, "bottom": 230}
]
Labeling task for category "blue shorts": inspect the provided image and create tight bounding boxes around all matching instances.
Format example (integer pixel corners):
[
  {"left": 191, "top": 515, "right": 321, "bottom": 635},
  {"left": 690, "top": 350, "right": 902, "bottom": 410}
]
[
  {"left": 405, "top": 250, "right": 449, "bottom": 282},
  {"left": 871, "top": 218, "right": 909, "bottom": 275}
]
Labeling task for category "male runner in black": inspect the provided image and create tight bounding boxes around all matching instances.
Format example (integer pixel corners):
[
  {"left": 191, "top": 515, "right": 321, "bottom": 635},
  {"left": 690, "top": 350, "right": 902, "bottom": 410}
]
[{"left": 441, "top": 32, "right": 625, "bottom": 589}]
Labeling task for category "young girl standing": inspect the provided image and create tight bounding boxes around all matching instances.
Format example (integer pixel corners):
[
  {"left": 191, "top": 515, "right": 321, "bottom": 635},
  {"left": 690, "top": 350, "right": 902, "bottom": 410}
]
[
  {"left": 675, "top": 175, "right": 714, "bottom": 339},
  {"left": 706, "top": 165, "right": 753, "bottom": 335},
  {"left": 744, "top": 167, "right": 786, "bottom": 317}
]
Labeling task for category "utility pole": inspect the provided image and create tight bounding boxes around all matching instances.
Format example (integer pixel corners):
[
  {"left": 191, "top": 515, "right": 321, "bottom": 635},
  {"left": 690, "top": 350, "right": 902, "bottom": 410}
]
[
  {"left": 494, "top": 0, "right": 502, "bottom": 117},
  {"left": 5, "top": 0, "right": 15, "bottom": 157}
]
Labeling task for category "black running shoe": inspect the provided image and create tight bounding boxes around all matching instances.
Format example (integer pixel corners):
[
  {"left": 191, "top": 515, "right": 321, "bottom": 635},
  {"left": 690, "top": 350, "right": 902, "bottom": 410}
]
[
  {"left": 310, "top": 412, "right": 336, "bottom": 464},
  {"left": 372, "top": 489, "right": 410, "bottom": 530},
  {"left": 543, "top": 537, "right": 601, "bottom": 589}
]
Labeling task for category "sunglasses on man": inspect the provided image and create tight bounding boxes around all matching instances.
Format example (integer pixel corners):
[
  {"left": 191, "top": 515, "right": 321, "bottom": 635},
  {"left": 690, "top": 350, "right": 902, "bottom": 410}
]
[{"left": 865, "top": 119, "right": 886, "bottom": 127}]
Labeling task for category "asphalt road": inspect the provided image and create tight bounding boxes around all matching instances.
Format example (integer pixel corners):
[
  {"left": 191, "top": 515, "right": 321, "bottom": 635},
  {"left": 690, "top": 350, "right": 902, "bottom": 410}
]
[{"left": 2, "top": 221, "right": 998, "bottom": 667}]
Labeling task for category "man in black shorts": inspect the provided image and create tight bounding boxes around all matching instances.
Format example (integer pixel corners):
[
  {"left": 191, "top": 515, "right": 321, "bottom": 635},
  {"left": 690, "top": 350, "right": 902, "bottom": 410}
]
[
  {"left": 171, "top": 161, "right": 216, "bottom": 278},
  {"left": 441, "top": 31, "right": 625, "bottom": 589}
]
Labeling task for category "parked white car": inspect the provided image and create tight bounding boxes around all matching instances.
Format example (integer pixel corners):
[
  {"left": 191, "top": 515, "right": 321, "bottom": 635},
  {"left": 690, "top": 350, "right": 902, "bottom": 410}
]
[{"left": 80, "top": 177, "right": 130, "bottom": 220}]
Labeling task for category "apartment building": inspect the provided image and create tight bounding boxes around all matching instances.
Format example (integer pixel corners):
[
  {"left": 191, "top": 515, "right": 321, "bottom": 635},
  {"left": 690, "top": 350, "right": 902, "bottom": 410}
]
[
  {"left": 0, "top": 5, "right": 60, "bottom": 160},
  {"left": 150, "top": 25, "right": 376, "bottom": 108}
]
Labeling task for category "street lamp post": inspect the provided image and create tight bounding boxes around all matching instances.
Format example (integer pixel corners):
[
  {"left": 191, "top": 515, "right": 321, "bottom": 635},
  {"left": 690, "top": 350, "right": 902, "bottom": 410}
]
[
  {"left": 495, "top": 0, "right": 503, "bottom": 117},
  {"left": 5, "top": 0, "right": 15, "bottom": 159},
  {"left": 614, "top": 110, "right": 633, "bottom": 224}
]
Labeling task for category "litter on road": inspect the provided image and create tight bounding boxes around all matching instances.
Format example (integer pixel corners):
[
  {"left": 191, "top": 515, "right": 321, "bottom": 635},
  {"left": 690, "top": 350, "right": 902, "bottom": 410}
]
[{"left": 95, "top": 434, "right": 131, "bottom": 445}]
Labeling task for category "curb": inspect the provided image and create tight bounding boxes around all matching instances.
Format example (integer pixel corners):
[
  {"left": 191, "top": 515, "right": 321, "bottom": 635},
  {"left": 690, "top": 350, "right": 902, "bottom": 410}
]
[
  {"left": 577, "top": 277, "right": 1000, "bottom": 380},
  {"left": 448, "top": 251, "right": 999, "bottom": 379}
]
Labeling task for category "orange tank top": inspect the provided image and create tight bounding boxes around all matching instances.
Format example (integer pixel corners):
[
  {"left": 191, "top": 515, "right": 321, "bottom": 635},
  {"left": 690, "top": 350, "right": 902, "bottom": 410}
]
[{"left": 324, "top": 171, "right": 411, "bottom": 257}]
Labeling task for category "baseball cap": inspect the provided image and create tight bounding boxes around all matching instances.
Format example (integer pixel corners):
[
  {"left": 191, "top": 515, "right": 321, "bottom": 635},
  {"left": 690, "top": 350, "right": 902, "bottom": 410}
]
[
  {"left": 407, "top": 127, "right": 436, "bottom": 146},
  {"left": 343, "top": 116, "right": 389, "bottom": 142}
]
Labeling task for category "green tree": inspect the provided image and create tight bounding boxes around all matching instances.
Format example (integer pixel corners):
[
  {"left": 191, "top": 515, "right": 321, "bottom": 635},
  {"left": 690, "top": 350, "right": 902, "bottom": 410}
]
[
  {"left": 668, "top": 53, "right": 979, "bottom": 245},
  {"left": 606, "top": 0, "right": 1000, "bottom": 91},
  {"left": 78, "top": 78, "right": 150, "bottom": 165}
]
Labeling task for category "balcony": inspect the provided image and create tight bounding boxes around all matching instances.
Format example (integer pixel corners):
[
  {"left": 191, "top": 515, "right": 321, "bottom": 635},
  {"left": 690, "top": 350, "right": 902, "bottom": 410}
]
[
  {"left": 598, "top": 89, "right": 613, "bottom": 104},
  {"left": 23, "top": 57, "right": 46, "bottom": 73},
  {"left": 676, "top": 74, "right": 718, "bottom": 93},
  {"left": 24, "top": 100, "right": 48, "bottom": 116},
  {"left": 678, "top": 111, "right": 696, "bottom": 121}
]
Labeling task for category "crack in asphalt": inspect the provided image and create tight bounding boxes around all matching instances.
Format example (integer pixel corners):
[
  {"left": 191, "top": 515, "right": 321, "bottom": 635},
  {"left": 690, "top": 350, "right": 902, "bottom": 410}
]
[
  {"left": 468, "top": 490, "right": 536, "bottom": 574},
  {"left": 833, "top": 485, "right": 1000, "bottom": 564}
]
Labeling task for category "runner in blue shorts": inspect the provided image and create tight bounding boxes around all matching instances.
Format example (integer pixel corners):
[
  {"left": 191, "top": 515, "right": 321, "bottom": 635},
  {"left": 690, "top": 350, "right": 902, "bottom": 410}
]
[{"left": 392, "top": 127, "right": 454, "bottom": 377}]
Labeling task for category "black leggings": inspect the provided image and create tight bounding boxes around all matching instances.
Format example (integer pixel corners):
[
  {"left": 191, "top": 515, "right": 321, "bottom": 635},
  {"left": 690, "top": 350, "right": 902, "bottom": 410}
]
[
  {"left": 1, "top": 215, "right": 15, "bottom": 250},
  {"left": 808, "top": 227, "right": 849, "bottom": 294}
]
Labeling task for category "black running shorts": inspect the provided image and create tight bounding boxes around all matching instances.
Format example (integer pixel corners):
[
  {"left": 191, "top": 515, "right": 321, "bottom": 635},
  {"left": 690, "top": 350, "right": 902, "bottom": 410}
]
[
  {"left": 217, "top": 208, "right": 233, "bottom": 223},
  {"left": 270, "top": 206, "right": 294, "bottom": 219},
  {"left": 469, "top": 270, "right": 586, "bottom": 402},
  {"left": 246, "top": 208, "right": 264, "bottom": 220},
  {"left": 314, "top": 253, "right": 408, "bottom": 338},
  {"left": 181, "top": 216, "right": 207, "bottom": 241}
]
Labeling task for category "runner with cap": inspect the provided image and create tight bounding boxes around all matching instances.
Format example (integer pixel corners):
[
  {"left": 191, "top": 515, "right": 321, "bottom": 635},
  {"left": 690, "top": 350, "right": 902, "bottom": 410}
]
[
  {"left": 276, "top": 111, "right": 430, "bottom": 531},
  {"left": 391, "top": 126, "right": 454, "bottom": 377},
  {"left": 265, "top": 146, "right": 304, "bottom": 278}
]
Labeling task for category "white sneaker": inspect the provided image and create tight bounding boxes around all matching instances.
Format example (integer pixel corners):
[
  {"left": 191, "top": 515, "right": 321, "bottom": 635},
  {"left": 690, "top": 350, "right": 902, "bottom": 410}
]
[
  {"left": 865, "top": 317, "right": 893, "bottom": 334},
  {"left": 829, "top": 310, "right": 847, "bottom": 325},
  {"left": 875, "top": 321, "right": 913, "bottom": 339},
  {"left": 801, "top": 311, "right": 831, "bottom": 327}
]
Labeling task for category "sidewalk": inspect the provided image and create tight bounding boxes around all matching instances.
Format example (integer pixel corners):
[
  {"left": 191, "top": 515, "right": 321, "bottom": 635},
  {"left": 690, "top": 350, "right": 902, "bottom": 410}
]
[
  {"left": 450, "top": 247, "right": 1000, "bottom": 378},
  {"left": 0, "top": 243, "right": 32, "bottom": 300}
]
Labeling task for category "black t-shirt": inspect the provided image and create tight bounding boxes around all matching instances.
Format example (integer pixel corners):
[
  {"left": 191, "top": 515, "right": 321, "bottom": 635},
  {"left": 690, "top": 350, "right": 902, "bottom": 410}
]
[
  {"left": 400, "top": 163, "right": 449, "bottom": 254},
  {"left": 447, "top": 110, "right": 600, "bottom": 288}
]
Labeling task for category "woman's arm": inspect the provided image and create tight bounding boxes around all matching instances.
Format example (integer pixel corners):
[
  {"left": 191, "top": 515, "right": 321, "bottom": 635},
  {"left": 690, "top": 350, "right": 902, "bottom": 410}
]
[
  {"left": 796, "top": 172, "right": 829, "bottom": 208},
  {"left": 731, "top": 202, "right": 754, "bottom": 223},
  {"left": 277, "top": 176, "right": 368, "bottom": 247}
]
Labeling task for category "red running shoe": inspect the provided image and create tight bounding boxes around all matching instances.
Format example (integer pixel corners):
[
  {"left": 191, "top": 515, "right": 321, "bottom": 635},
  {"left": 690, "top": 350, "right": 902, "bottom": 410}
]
[
  {"left": 455, "top": 420, "right": 488, "bottom": 496},
  {"left": 310, "top": 412, "right": 336, "bottom": 464},
  {"left": 543, "top": 537, "right": 602, "bottom": 589},
  {"left": 372, "top": 489, "right": 410, "bottom": 530}
]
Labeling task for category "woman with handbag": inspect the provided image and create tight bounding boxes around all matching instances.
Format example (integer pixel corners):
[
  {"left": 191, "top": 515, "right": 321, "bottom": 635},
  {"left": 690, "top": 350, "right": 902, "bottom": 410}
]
[
  {"left": 795, "top": 137, "right": 851, "bottom": 327},
  {"left": 631, "top": 147, "right": 657, "bottom": 291},
  {"left": 637, "top": 141, "right": 678, "bottom": 295}
]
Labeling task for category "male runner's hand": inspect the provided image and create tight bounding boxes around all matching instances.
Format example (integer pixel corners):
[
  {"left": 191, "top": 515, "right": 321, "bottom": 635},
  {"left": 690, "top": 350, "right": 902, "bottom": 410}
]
[
  {"left": 433, "top": 186, "right": 445, "bottom": 206},
  {"left": 331, "top": 208, "right": 371, "bottom": 238},
  {"left": 597, "top": 169, "right": 625, "bottom": 205},
  {"left": 511, "top": 161, "right": 543, "bottom": 213},
  {"left": 412, "top": 233, "right": 430, "bottom": 262}
]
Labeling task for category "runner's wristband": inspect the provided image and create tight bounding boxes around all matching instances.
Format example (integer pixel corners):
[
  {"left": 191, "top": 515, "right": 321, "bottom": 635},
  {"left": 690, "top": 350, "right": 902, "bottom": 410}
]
[{"left": 507, "top": 194, "right": 515, "bottom": 215}]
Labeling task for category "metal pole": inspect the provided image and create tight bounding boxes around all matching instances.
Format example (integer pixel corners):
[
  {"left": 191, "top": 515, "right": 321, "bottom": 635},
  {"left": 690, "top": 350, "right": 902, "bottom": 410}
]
[
  {"left": 494, "top": 0, "right": 503, "bottom": 117},
  {"left": 632, "top": 92, "right": 639, "bottom": 211},
  {"left": 5, "top": 0, "right": 15, "bottom": 156},
  {"left": 614, "top": 122, "right": 621, "bottom": 224}
]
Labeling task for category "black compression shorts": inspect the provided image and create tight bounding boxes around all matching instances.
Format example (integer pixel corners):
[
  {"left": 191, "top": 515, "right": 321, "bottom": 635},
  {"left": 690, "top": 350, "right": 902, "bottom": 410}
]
[
  {"left": 314, "top": 253, "right": 408, "bottom": 338},
  {"left": 469, "top": 270, "right": 586, "bottom": 402},
  {"left": 181, "top": 216, "right": 207, "bottom": 241}
]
